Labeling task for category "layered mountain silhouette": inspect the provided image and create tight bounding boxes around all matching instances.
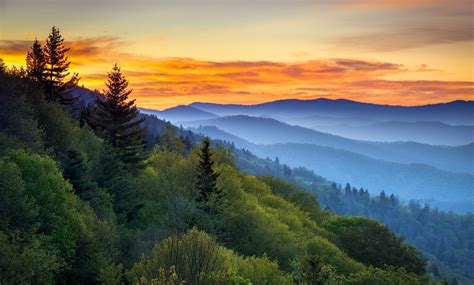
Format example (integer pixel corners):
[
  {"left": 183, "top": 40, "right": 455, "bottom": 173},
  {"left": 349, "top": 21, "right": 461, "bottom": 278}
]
[
  {"left": 192, "top": 125, "right": 474, "bottom": 212},
  {"left": 312, "top": 121, "right": 474, "bottom": 146},
  {"left": 190, "top": 98, "right": 474, "bottom": 125},
  {"left": 144, "top": 98, "right": 473, "bottom": 212},
  {"left": 184, "top": 115, "right": 473, "bottom": 175},
  {"left": 140, "top": 105, "right": 219, "bottom": 123}
]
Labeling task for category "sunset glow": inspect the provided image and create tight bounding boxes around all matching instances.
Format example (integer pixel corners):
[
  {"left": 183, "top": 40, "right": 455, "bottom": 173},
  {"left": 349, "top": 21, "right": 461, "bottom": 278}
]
[{"left": 1, "top": 0, "right": 472, "bottom": 109}]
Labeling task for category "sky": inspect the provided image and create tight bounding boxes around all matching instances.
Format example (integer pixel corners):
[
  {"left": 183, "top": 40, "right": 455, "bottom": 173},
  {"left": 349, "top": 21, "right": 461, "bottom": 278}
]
[{"left": 0, "top": 0, "right": 473, "bottom": 109}]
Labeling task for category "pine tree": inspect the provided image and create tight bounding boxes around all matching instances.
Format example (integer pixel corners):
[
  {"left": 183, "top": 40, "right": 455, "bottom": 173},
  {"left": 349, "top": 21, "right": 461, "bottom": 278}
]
[
  {"left": 0, "top": 58, "right": 5, "bottom": 73},
  {"left": 92, "top": 145, "right": 142, "bottom": 222},
  {"left": 195, "top": 138, "right": 221, "bottom": 213},
  {"left": 88, "top": 64, "right": 147, "bottom": 170},
  {"left": 63, "top": 148, "right": 95, "bottom": 198},
  {"left": 43, "top": 26, "right": 79, "bottom": 104},
  {"left": 26, "top": 39, "right": 46, "bottom": 83}
]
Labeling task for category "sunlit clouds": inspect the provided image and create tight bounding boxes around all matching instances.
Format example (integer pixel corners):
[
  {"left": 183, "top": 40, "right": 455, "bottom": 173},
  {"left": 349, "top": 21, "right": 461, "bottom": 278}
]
[{"left": 0, "top": 0, "right": 472, "bottom": 109}]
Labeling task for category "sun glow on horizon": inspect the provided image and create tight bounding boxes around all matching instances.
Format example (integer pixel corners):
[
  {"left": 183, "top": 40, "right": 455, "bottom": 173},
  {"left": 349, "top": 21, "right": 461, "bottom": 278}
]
[{"left": 1, "top": 0, "right": 472, "bottom": 109}]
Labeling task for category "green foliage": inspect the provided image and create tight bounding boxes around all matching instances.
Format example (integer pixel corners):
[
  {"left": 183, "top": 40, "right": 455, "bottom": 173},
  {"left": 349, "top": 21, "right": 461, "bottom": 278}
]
[
  {"left": 292, "top": 254, "right": 346, "bottom": 285},
  {"left": 259, "top": 175, "right": 323, "bottom": 223},
  {"left": 0, "top": 38, "right": 446, "bottom": 284},
  {"left": 92, "top": 145, "right": 142, "bottom": 222},
  {"left": 0, "top": 159, "right": 38, "bottom": 232},
  {"left": 5, "top": 150, "right": 83, "bottom": 261},
  {"left": 63, "top": 147, "right": 96, "bottom": 198},
  {"left": 87, "top": 64, "right": 147, "bottom": 170},
  {"left": 323, "top": 216, "right": 427, "bottom": 275},
  {"left": 0, "top": 71, "right": 44, "bottom": 153},
  {"left": 0, "top": 231, "right": 63, "bottom": 284},
  {"left": 233, "top": 255, "right": 293, "bottom": 285},
  {"left": 195, "top": 138, "right": 224, "bottom": 237},
  {"left": 130, "top": 228, "right": 291, "bottom": 285},
  {"left": 230, "top": 144, "right": 471, "bottom": 283},
  {"left": 160, "top": 121, "right": 186, "bottom": 154},
  {"left": 129, "top": 228, "right": 232, "bottom": 284},
  {"left": 346, "top": 266, "right": 437, "bottom": 285}
]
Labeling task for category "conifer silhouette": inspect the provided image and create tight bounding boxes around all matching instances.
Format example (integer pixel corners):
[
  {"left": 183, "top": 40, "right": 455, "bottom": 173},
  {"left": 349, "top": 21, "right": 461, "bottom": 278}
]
[
  {"left": 26, "top": 39, "right": 46, "bottom": 83},
  {"left": 63, "top": 148, "right": 94, "bottom": 197},
  {"left": 88, "top": 64, "right": 147, "bottom": 170},
  {"left": 43, "top": 26, "right": 79, "bottom": 105},
  {"left": 196, "top": 138, "right": 221, "bottom": 214}
]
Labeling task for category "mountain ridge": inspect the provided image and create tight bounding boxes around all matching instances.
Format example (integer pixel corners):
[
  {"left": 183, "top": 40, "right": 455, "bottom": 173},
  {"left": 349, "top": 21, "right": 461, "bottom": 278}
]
[
  {"left": 192, "top": 125, "right": 474, "bottom": 212},
  {"left": 183, "top": 115, "right": 474, "bottom": 174}
]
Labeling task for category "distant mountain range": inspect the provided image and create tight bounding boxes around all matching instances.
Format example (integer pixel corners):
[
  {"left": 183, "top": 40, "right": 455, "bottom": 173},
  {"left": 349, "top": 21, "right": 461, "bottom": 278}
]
[
  {"left": 140, "top": 105, "right": 218, "bottom": 123},
  {"left": 312, "top": 121, "right": 474, "bottom": 146},
  {"left": 184, "top": 115, "right": 474, "bottom": 175},
  {"left": 190, "top": 98, "right": 474, "bottom": 125},
  {"left": 149, "top": 98, "right": 474, "bottom": 145},
  {"left": 139, "top": 98, "right": 473, "bottom": 212},
  {"left": 192, "top": 125, "right": 474, "bottom": 213}
]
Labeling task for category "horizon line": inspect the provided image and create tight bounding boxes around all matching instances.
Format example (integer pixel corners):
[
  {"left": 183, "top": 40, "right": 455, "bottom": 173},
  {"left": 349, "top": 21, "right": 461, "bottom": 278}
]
[{"left": 137, "top": 97, "right": 473, "bottom": 112}]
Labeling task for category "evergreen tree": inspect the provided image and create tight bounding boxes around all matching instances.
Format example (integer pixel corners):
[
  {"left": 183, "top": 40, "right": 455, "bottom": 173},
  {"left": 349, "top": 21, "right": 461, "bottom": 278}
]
[
  {"left": 88, "top": 64, "right": 147, "bottom": 170},
  {"left": 92, "top": 145, "right": 141, "bottom": 222},
  {"left": 0, "top": 58, "right": 5, "bottom": 73},
  {"left": 43, "top": 26, "right": 79, "bottom": 104},
  {"left": 63, "top": 148, "right": 95, "bottom": 198},
  {"left": 26, "top": 39, "right": 46, "bottom": 83},
  {"left": 195, "top": 138, "right": 221, "bottom": 213}
]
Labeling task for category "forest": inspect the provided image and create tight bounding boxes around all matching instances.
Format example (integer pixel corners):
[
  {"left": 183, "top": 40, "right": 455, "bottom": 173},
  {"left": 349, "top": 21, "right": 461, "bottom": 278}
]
[
  {"left": 0, "top": 27, "right": 462, "bottom": 284},
  {"left": 228, "top": 145, "right": 473, "bottom": 284}
]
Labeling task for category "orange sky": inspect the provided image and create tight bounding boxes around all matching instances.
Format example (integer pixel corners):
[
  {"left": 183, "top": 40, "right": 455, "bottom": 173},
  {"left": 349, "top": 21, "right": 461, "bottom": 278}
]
[{"left": 1, "top": 0, "right": 472, "bottom": 109}]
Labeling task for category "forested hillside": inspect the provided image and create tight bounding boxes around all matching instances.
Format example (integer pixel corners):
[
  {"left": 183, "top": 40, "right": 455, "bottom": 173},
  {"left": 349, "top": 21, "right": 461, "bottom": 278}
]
[
  {"left": 0, "top": 28, "right": 448, "bottom": 284},
  {"left": 220, "top": 144, "right": 473, "bottom": 284}
]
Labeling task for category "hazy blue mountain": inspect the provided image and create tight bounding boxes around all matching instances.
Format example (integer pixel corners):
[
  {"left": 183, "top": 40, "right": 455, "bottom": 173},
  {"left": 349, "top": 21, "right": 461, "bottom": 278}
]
[
  {"left": 193, "top": 125, "right": 474, "bottom": 212},
  {"left": 312, "top": 121, "right": 474, "bottom": 146},
  {"left": 140, "top": 105, "right": 219, "bottom": 123},
  {"left": 190, "top": 98, "right": 474, "bottom": 125},
  {"left": 190, "top": 125, "right": 256, "bottom": 151},
  {"left": 184, "top": 116, "right": 474, "bottom": 174}
]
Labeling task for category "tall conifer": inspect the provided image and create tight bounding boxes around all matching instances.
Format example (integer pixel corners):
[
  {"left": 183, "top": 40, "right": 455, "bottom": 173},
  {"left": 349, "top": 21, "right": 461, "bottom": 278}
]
[
  {"left": 43, "top": 26, "right": 79, "bottom": 105},
  {"left": 63, "top": 148, "right": 95, "bottom": 198},
  {"left": 26, "top": 39, "right": 46, "bottom": 83},
  {"left": 88, "top": 64, "right": 147, "bottom": 170},
  {"left": 195, "top": 138, "right": 221, "bottom": 213}
]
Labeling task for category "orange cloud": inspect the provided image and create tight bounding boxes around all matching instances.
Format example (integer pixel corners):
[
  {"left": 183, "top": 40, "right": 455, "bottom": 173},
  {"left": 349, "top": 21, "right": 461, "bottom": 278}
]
[{"left": 1, "top": 36, "right": 472, "bottom": 109}]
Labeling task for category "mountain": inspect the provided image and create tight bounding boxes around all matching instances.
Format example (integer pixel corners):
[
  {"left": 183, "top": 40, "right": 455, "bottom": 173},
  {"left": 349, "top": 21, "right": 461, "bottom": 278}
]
[
  {"left": 140, "top": 105, "right": 219, "bottom": 123},
  {"left": 193, "top": 125, "right": 474, "bottom": 212},
  {"left": 312, "top": 121, "right": 474, "bottom": 146},
  {"left": 184, "top": 116, "right": 474, "bottom": 175},
  {"left": 190, "top": 98, "right": 474, "bottom": 125}
]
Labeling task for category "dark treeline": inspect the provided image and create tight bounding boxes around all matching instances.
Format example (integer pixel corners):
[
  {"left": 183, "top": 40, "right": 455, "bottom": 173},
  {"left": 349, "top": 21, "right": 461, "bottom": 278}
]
[
  {"left": 0, "top": 27, "right": 459, "bottom": 284},
  {"left": 225, "top": 143, "right": 473, "bottom": 284}
]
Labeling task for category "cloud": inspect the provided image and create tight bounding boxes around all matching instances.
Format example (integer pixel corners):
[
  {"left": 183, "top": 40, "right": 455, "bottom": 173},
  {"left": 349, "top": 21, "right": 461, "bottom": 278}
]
[
  {"left": 1, "top": 35, "right": 472, "bottom": 108},
  {"left": 332, "top": 24, "right": 473, "bottom": 52},
  {"left": 0, "top": 40, "right": 31, "bottom": 56}
]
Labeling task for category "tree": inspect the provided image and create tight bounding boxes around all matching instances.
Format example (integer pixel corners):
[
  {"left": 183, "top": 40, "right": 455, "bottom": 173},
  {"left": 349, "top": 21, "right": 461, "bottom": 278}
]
[
  {"left": 0, "top": 58, "right": 5, "bottom": 73},
  {"left": 129, "top": 228, "right": 230, "bottom": 284},
  {"left": 161, "top": 122, "right": 185, "bottom": 153},
  {"left": 195, "top": 138, "right": 221, "bottom": 214},
  {"left": 63, "top": 148, "right": 95, "bottom": 198},
  {"left": 43, "top": 26, "right": 79, "bottom": 105},
  {"left": 323, "top": 217, "right": 427, "bottom": 275},
  {"left": 87, "top": 64, "right": 147, "bottom": 170},
  {"left": 26, "top": 39, "right": 46, "bottom": 83},
  {"left": 293, "top": 254, "right": 345, "bottom": 285},
  {"left": 92, "top": 145, "right": 141, "bottom": 222}
]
